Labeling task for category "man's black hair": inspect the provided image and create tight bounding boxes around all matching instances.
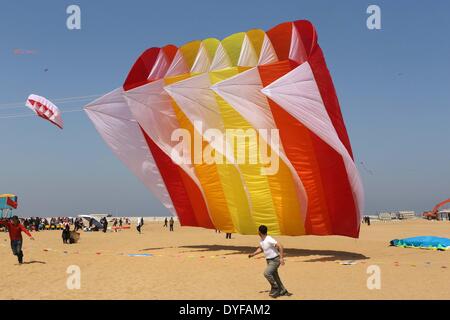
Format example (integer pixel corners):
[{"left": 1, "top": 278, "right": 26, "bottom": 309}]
[
  {"left": 12, "top": 215, "right": 19, "bottom": 220},
  {"left": 258, "top": 225, "right": 268, "bottom": 235}
]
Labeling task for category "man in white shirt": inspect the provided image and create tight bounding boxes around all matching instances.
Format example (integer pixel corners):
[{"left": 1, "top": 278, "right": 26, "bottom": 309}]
[
  {"left": 137, "top": 217, "right": 144, "bottom": 234},
  {"left": 248, "top": 225, "right": 291, "bottom": 298}
]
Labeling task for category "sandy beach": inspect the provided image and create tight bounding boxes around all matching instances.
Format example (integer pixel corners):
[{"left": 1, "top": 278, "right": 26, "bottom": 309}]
[{"left": 0, "top": 219, "right": 448, "bottom": 300}]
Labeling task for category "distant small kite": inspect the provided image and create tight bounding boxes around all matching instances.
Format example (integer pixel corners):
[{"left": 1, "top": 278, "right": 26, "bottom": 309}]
[
  {"left": 13, "top": 49, "right": 37, "bottom": 55},
  {"left": 25, "top": 94, "right": 63, "bottom": 129},
  {"left": 359, "top": 161, "right": 374, "bottom": 175}
]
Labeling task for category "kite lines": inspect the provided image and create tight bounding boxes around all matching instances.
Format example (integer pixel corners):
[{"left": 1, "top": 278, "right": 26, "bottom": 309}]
[{"left": 0, "top": 93, "right": 101, "bottom": 120}]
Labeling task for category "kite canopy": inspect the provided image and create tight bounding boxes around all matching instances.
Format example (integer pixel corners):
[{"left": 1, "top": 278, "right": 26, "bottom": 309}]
[
  {"left": 26, "top": 94, "right": 63, "bottom": 129},
  {"left": 84, "top": 88, "right": 176, "bottom": 217},
  {"left": 85, "top": 19, "right": 364, "bottom": 237},
  {"left": 390, "top": 236, "right": 450, "bottom": 251}
]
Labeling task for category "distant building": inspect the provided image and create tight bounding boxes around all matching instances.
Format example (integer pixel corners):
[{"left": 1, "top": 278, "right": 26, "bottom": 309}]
[
  {"left": 378, "top": 212, "right": 392, "bottom": 221},
  {"left": 438, "top": 209, "right": 450, "bottom": 220},
  {"left": 390, "top": 212, "right": 399, "bottom": 219},
  {"left": 397, "top": 211, "right": 416, "bottom": 220}
]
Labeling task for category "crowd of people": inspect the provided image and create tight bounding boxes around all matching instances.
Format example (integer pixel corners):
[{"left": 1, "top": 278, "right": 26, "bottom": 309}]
[
  {"left": 21, "top": 216, "right": 73, "bottom": 231},
  {"left": 0, "top": 216, "right": 234, "bottom": 237},
  {"left": 0, "top": 216, "right": 134, "bottom": 234}
]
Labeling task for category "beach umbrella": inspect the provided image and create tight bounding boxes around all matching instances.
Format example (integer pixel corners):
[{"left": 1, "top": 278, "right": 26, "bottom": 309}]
[
  {"left": 0, "top": 194, "right": 18, "bottom": 218},
  {"left": 0, "top": 194, "right": 18, "bottom": 210}
]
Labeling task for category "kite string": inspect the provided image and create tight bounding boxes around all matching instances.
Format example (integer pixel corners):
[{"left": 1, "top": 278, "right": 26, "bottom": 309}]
[
  {"left": 0, "top": 94, "right": 102, "bottom": 110},
  {"left": 0, "top": 93, "right": 99, "bottom": 119},
  {"left": 0, "top": 108, "right": 84, "bottom": 119}
]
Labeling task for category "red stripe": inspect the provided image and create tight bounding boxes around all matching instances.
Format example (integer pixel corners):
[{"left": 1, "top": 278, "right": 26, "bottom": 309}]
[
  {"left": 309, "top": 47, "right": 354, "bottom": 160},
  {"left": 263, "top": 20, "right": 359, "bottom": 237},
  {"left": 259, "top": 60, "right": 358, "bottom": 237},
  {"left": 293, "top": 20, "right": 358, "bottom": 236},
  {"left": 141, "top": 128, "right": 198, "bottom": 226},
  {"left": 266, "top": 21, "right": 293, "bottom": 61},
  {"left": 124, "top": 46, "right": 214, "bottom": 229},
  {"left": 29, "top": 99, "right": 62, "bottom": 129},
  {"left": 123, "top": 48, "right": 160, "bottom": 91},
  {"left": 293, "top": 20, "right": 354, "bottom": 159},
  {"left": 310, "top": 134, "right": 358, "bottom": 237}
]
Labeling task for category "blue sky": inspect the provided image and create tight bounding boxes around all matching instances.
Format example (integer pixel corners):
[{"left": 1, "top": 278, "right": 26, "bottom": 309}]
[{"left": 1, "top": 0, "right": 449, "bottom": 217}]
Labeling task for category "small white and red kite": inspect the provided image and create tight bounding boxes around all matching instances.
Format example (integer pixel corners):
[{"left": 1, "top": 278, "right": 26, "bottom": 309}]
[{"left": 25, "top": 94, "right": 63, "bottom": 129}]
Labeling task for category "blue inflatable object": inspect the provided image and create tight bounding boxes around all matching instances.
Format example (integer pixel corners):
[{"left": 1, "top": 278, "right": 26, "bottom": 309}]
[{"left": 390, "top": 236, "right": 450, "bottom": 251}]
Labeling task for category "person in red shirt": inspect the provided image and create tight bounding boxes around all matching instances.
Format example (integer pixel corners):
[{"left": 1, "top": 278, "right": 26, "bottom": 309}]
[{"left": 0, "top": 216, "right": 34, "bottom": 264}]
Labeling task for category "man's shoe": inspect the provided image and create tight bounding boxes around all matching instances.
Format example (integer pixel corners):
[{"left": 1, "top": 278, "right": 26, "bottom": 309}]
[
  {"left": 269, "top": 287, "right": 279, "bottom": 295},
  {"left": 279, "top": 289, "right": 293, "bottom": 297},
  {"left": 269, "top": 291, "right": 281, "bottom": 298}
]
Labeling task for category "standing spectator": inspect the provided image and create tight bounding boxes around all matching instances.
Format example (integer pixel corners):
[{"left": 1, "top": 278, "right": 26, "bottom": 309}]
[
  {"left": 112, "top": 218, "right": 118, "bottom": 232},
  {"left": 163, "top": 217, "right": 168, "bottom": 228},
  {"left": 62, "top": 224, "right": 71, "bottom": 244},
  {"left": 102, "top": 217, "right": 108, "bottom": 233},
  {"left": 137, "top": 217, "right": 144, "bottom": 234},
  {"left": 169, "top": 217, "right": 174, "bottom": 232}
]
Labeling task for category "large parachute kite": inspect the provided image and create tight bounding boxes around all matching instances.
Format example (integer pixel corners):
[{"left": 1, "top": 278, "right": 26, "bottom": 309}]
[
  {"left": 26, "top": 94, "right": 63, "bottom": 129},
  {"left": 85, "top": 20, "right": 364, "bottom": 237}
]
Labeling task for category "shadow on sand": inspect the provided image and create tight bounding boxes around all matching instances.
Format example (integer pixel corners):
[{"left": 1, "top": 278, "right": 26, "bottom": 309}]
[
  {"left": 140, "top": 245, "right": 369, "bottom": 262},
  {"left": 22, "top": 260, "right": 47, "bottom": 265}
]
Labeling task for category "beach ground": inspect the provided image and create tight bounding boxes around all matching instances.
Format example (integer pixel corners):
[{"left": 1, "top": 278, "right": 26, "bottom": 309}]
[{"left": 0, "top": 219, "right": 448, "bottom": 299}]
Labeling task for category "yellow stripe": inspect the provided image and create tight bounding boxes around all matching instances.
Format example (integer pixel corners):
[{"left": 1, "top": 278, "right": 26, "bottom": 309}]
[
  {"left": 209, "top": 68, "right": 280, "bottom": 234},
  {"left": 267, "top": 159, "right": 306, "bottom": 235},
  {"left": 246, "top": 29, "right": 265, "bottom": 58},
  {"left": 210, "top": 67, "right": 305, "bottom": 235},
  {"left": 161, "top": 32, "right": 305, "bottom": 235},
  {"left": 202, "top": 38, "right": 220, "bottom": 61},
  {"left": 164, "top": 74, "right": 255, "bottom": 233},
  {"left": 221, "top": 32, "right": 245, "bottom": 67},
  {"left": 179, "top": 41, "right": 201, "bottom": 70}
]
